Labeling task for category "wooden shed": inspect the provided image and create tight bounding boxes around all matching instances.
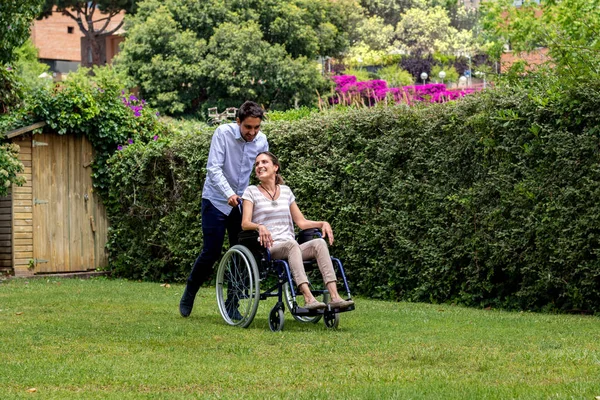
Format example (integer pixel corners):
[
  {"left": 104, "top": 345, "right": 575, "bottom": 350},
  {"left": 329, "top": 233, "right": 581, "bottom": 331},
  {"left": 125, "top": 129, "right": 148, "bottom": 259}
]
[{"left": 1, "top": 123, "right": 109, "bottom": 277}]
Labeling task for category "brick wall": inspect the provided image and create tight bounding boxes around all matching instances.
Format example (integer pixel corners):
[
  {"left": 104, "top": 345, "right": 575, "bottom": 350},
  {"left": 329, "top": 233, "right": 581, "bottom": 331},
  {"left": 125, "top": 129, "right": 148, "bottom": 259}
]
[
  {"left": 31, "top": 7, "right": 125, "bottom": 63},
  {"left": 500, "top": 47, "right": 550, "bottom": 73}
]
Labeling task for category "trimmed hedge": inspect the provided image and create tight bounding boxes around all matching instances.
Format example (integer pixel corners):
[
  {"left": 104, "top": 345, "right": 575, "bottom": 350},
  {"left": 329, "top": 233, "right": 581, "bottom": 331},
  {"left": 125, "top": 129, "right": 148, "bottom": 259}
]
[{"left": 108, "top": 81, "right": 600, "bottom": 312}]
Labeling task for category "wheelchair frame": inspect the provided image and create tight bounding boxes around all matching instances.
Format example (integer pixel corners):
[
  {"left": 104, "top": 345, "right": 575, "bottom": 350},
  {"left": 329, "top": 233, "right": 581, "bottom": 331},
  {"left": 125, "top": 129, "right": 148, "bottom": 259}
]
[{"left": 215, "top": 229, "right": 355, "bottom": 331}]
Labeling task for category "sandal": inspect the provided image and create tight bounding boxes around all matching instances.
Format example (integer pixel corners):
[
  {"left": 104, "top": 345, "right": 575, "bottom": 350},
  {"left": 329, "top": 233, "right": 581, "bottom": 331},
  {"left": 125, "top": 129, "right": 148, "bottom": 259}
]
[
  {"left": 304, "top": 300, "right": 326, "bottom": 310},
  {"left": 328, "top": 299, "right": 354, "bottom": 310}
]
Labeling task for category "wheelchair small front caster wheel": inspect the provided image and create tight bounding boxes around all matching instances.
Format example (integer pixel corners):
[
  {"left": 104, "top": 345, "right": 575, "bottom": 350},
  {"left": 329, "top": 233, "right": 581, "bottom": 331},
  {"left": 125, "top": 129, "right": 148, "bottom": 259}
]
[
  {"left": 269, "top": 307, "right": 285, "bottom": 332},
  {"left": 323, "top": 311, "right": 339, "bottom": 329}
]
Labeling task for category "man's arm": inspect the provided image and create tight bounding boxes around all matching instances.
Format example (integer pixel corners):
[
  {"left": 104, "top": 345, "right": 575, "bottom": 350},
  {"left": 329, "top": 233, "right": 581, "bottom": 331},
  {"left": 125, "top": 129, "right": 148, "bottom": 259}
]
[{"left": 205, "top": 128, "right": 237, "bottom": 203}]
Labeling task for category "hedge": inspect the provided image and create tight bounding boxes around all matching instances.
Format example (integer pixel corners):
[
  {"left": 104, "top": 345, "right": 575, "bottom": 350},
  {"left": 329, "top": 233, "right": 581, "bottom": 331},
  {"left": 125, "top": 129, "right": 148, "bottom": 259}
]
[{"left": 107, "top": 80, "right": 600, "bottom": 313}]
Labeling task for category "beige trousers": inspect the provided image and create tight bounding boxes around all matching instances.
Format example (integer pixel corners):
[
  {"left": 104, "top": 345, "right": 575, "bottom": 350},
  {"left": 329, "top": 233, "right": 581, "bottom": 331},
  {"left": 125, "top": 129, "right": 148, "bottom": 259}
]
[{"left": 270, "top": 238, "right": 336, "bottom": 287}]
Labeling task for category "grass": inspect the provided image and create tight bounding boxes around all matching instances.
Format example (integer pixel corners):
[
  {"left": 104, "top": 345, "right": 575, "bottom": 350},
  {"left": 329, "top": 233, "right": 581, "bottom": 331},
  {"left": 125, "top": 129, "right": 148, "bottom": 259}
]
[{"left": 1, "top": 277, "right": 599, "bottom": 399}]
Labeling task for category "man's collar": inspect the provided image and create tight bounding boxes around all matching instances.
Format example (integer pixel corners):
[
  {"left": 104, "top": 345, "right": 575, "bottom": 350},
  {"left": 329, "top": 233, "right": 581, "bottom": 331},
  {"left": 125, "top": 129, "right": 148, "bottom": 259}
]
[{"left": 233, "top": 124, "right": 243, "bottom": 141}]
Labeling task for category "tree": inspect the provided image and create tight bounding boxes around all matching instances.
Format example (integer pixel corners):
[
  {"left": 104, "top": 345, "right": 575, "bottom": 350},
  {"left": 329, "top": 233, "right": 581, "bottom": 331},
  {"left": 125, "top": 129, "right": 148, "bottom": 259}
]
[
  {"left": 117, "top": 0, "right": 355, "bottom": 113},
  {"left": 359, "top": 0, "right": 417, "bottom": 28},
  {"left": 13, "top": 40, "right": 52, "bottom": 92},
  {"left": 115, "top": 5, "right": 206, "bottom": 114},
  {"left": 394, "top": 6, "right": 477, "bottom": 56},
  {"left": 1, "top": 0, "right": 44, "bottom": 114},
  {"left": 39, "top": 0, "right": 137, "bottom": 67},
  {"left": 0, "top": 0, "right": 44, "bottom": 64},
  {"left": 259, "top": 0, "right": 361, "bottom": 59},
  {"left": 355, "top": 15, "right": 395, "bottom": 51},
  {"left": 481, "top": 0, "right": 600, "bottom": 80},
  {"left": 200, "top": 21, "right": 329, "bottom": 110}
]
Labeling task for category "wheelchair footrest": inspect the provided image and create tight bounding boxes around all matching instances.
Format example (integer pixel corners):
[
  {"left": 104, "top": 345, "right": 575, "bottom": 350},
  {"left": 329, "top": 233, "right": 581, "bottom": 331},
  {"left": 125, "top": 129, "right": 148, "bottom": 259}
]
[
  {"left": 291, "top": 302, "right": 355, "bottom": 316},
  {"left": 291, "top": 306, "right": 323, "bottom": 316}
]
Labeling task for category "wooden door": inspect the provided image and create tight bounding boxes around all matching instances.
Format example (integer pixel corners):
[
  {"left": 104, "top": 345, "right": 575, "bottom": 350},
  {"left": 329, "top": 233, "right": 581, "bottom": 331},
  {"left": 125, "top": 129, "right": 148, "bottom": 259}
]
[{"left": 32, "top": 133, "right": 107, "bottom": 273}]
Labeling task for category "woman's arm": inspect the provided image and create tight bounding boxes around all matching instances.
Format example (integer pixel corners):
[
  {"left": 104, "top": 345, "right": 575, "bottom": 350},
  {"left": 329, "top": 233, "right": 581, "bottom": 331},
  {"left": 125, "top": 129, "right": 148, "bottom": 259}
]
[
  {"left": 290, "top": 202, "right": 334, "bottom": 245},
  {"left": 241, "top": 199, "right": 274, "bottom": 248}
]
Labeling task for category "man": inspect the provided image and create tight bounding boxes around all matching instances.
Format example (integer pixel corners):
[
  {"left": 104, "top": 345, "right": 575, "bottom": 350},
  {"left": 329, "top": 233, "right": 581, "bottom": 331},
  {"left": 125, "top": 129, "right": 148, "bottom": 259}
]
[{"left": 180, "top": 101, "right": 268, "bottom": 317}]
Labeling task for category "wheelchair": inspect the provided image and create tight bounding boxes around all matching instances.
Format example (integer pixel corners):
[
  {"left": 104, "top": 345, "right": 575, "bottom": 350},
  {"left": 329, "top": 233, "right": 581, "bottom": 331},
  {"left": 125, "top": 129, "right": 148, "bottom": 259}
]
[{"left": 215, "top": 228, "right": 355, "bottom": 331}]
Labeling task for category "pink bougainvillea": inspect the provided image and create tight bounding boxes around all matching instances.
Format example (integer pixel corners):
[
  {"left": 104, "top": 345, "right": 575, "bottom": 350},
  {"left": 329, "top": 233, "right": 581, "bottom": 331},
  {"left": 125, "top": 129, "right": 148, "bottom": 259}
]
[{"left": 330, "top": 75, "right": 478, "bottom": 107}]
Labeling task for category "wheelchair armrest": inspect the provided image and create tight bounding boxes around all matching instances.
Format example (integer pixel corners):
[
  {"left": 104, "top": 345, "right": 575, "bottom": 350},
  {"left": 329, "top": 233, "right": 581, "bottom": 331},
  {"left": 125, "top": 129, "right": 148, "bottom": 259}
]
[
  {"left": 296, "top": 228, "right": 322, "bottom": 244},
  {"left": 238, "top": 230, "right": 260, "bottom": 248},
  {"left": 237, "top": 230, "right": 271, "bottom": 264}
]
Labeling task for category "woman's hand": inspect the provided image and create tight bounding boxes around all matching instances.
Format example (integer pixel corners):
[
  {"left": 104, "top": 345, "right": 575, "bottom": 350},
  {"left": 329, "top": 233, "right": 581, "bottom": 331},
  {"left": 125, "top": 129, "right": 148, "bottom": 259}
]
[
  {"left": 321, "top": 222, "right": 334, "bottom": 245},
  {"left": 257, "top": 224, "right": 274, "bottom": 248}
]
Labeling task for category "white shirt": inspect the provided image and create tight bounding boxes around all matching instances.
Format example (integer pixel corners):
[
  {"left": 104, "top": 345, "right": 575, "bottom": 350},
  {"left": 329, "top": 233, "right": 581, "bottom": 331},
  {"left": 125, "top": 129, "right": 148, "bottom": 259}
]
[
  {"left": 242, "top": 185, "right": 296, "bottom": 244},
  {"left": 202, "top": 123, "right": 268, "bottom": 215}
]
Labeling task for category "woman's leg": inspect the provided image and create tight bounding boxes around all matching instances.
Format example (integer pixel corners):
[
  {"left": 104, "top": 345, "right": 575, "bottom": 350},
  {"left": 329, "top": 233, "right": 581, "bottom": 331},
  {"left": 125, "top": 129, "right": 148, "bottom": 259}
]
[
  {"left": 270, "top": 241, "right": 319, "bottom": 304},
  {"left": 299, "top": 239, "right": 345, "bottom": 302}
]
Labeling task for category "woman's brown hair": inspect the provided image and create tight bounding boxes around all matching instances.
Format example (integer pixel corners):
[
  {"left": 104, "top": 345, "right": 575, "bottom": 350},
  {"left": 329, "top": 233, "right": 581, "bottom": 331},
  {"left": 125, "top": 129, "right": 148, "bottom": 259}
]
[{"left": 257, "top": 151, "right": 284, "bottom": 185}]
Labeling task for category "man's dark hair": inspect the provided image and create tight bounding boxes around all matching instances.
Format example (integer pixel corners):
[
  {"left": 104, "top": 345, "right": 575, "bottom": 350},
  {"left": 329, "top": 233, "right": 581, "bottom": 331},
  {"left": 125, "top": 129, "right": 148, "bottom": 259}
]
[{"left": 237, "top": 101, "right": 264, "bottom": 122}]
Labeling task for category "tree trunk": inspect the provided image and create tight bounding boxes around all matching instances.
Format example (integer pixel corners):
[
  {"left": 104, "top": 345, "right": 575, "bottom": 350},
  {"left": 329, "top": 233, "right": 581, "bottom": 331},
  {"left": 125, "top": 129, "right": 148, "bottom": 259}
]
[{"left": 82, "top": 33, "right": 105, "bottom": 67}]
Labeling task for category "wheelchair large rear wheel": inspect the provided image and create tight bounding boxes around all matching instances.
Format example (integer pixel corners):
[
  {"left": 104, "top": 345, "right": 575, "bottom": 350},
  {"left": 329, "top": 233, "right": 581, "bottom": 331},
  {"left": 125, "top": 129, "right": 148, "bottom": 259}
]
[
  {"left": 283, "top": 282, "right": 324, "bottom": 324},
  {"left": 216, "top": 245, "right": 260, "bottom": 328}
]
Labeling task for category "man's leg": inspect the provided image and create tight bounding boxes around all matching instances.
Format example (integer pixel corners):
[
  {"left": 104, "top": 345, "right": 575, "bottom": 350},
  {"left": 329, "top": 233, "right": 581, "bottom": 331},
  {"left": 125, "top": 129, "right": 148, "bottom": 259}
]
[
  {"left": 224, "top": 205, "right": 243, "bottom": 319},
  {"left": 180, "top": 199, "right": 227, "bottom": 318}
]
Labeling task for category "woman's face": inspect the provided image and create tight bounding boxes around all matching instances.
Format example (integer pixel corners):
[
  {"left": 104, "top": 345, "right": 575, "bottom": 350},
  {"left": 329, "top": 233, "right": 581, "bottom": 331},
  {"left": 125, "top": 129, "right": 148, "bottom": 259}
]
[{"left": 255, "top": 154, "right": 278, "bottom": 181}]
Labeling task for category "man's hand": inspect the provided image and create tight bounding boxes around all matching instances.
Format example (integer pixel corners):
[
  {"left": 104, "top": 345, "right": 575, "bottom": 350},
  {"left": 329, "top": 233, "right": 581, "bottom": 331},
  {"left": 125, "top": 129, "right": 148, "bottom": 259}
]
[{"left": 228, "top": 194, "right": 241, "bottom": 207}]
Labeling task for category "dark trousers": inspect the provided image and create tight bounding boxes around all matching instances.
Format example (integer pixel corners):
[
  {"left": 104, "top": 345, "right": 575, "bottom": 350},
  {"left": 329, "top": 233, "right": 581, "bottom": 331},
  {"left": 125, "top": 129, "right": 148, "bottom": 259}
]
[{"left": 186, "top": 199, "right": 241, "bottom": 290}]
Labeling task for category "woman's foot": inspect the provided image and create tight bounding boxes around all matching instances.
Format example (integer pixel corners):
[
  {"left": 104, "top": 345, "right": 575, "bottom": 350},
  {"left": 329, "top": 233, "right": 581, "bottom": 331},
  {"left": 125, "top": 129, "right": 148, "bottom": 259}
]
[
  {"left": 328, "top": 298, "right": 354, "bottom": 310},
  {"left": 304, "top": 299, "right": 327, "bottom": 310}
]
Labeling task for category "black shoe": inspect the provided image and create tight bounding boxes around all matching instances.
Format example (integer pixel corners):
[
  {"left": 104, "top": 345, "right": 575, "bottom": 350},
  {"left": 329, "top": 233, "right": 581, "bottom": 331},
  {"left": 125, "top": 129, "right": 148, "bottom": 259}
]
[
  {"left": 179, "top": 285, "right": 197, "bottom": 318},
  {"left": 225, "top": 299, "right": 243, "bottom": 321}
]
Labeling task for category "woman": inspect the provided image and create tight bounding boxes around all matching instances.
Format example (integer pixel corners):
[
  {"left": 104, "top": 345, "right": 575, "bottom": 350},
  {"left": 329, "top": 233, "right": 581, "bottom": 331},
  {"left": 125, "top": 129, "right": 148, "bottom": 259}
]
[{"left": 241, "top": 151, "right": 354, "bottom": 310}]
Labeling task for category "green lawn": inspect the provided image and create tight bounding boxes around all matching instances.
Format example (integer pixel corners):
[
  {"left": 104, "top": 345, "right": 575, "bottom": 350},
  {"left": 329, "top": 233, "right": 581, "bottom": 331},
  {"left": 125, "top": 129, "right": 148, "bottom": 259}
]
[{"left": 1, "top": 277, "right": 598, "bottom": 399}]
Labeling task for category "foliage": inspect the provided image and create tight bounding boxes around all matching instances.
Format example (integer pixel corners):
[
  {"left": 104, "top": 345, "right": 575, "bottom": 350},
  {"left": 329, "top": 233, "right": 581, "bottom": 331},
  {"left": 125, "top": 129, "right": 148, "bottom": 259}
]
[
  {"left": 12, "top": 40, "right": 52, "bottom": 93},
  {"left": 400, "top": 53, "right": 435, "bottom": 82},
  {"left": 117, "top": 0, "right": 359, "bottom": 114},
  {"left": 0, "top": 143, "right": 26, "bottom": 197},
  {"left": 344, "top": 43, "right": 392, "bottom": 69},
  {"left": 0, "top": 67, "right": 24, "bottom": 115},
  {"left": 0, "top": 0, "right": 43, "bottom": 115},
  {"left": 115, "top": 5, "right": 207, "bottom": 114},
  {"left": 393, "top": 6, "right": 478, "bottom": 56},
  {"left": 106, "top": 129, "right": 212, "bottom": 281},
  {"left": 201, "top": 22, "right": 330, "bottom": 111},
  {"left": 23, "top": 66, "right": 163, "bottom": 199},
  {"left": 265, "top": 107, "right": 318, "bottom": 122},
  {"left": 108, "top": 76, "right": 600, "bottom": 313},
  {"left": 431, "top": 64, "right": 459, "bottom": 83},
  {"left": 377, "top": 64, "right": 415, "bottom": 87},
  {"left": 481, "top": 0, "right": 600, "bottom": 81},
  {"left": 0, "top": 0, "right": 44, "bottom": 65},
  {"left": 340, "top": 68, "right": 372, "bottom": 83},
  {"left": 39, "top": 0, "right": 137, "bottom": 66},
  {"left": 354, "top": 15, "right": 395, "bottom": 52}
]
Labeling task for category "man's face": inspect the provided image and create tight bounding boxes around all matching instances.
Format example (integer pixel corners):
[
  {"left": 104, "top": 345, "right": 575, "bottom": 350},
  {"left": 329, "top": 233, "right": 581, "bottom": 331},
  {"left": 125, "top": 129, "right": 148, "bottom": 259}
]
[{"left": 237, "top": 116, "right": 262, "bottom": 142}]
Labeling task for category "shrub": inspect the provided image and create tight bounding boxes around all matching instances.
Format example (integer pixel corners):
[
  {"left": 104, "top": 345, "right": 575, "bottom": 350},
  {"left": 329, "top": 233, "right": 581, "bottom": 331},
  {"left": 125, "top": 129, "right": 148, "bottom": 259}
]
[
  {"left": 376, "top": 65, "right": 414, "bottom": 88},
  {"left": 107, "top": 78, "right": 600, "bottom": 313},
  {"left": 24, "top": 66, "right": 163, "bottom": 199}
]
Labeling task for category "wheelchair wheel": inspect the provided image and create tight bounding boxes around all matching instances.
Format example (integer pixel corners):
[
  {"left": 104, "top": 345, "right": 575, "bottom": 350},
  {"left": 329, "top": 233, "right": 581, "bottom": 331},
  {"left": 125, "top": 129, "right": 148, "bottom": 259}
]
[
  {"left": 269, "top": 307, "right": 285, "bottom": 332},
  {"left": 216, "top": 245, "right": 260, "bottom": 328},
  {"left": 283, "top": 282, "right": 323, "bottom": 324},
  {"left": 324, "top": 311, "right": 339, "bottom": 329}
]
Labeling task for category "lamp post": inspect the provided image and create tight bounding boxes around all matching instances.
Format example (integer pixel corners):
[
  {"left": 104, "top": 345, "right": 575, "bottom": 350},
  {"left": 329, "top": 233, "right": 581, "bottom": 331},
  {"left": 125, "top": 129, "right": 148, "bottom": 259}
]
[
  {"left": 475, "top": 71, "right": 486, "bottom": 89},
  {"left": 459, "top": 76, "right": 467, "bottom": 88},
  {"left": 438, "top": 70, "right": 446, "bottom": 85},
  {"left": 467, "top": 54, "right": 472, "bottom": 87},
  {"left": 420, "top": 72, "right": 428, "bottom": 85}
]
